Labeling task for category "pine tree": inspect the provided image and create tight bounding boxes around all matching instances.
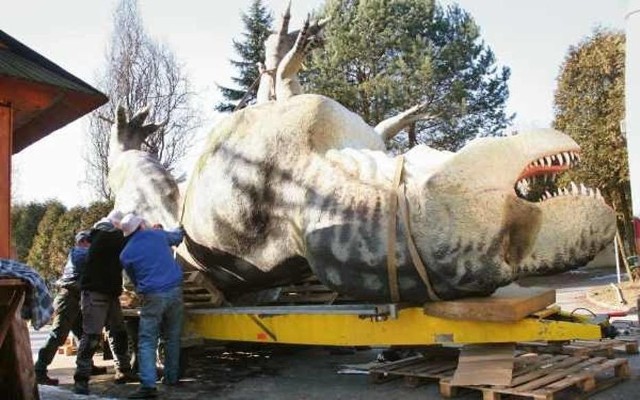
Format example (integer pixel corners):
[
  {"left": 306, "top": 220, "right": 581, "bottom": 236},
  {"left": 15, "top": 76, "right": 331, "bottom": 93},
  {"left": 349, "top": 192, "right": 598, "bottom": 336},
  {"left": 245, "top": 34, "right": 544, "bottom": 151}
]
[
  {"left": 47, "top": 206, "right": 87, "bottom": 276},
  {"left": 11, "top": 202, "right": 48, "bottom": 262},
  {"left": 26, "top": 200, "right": 66, "bottom": 284},
  {"left": 304, "top": 0, "right": 513, "bottom": 152},
  {"left": 81, "top": 200, "right": 115, "bottom": 228},
  {"left": 216, "top": 0, "right": 273, "bottom": 112}
]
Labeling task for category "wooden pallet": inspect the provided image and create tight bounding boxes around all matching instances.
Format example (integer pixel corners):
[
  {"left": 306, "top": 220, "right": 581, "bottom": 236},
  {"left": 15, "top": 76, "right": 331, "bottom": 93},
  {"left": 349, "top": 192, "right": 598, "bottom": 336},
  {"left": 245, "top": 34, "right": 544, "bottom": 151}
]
[
  {"left": 274, "top": 278, "right": 342, "bottom": 304},
  {"left": 369, "top": 347, "right": 460, "bottom": 387},
  {"left": 183, "top": 270, "right": 224, "bottom": 308},
  {"left": 439, "top": 354, "right": 630, "bottom": 400},
  {"left": 256, "top": 276, "right": 354, "bottom": 305},
  {"left": 517, "top": 338, "right": 639, "bottom": 358}
]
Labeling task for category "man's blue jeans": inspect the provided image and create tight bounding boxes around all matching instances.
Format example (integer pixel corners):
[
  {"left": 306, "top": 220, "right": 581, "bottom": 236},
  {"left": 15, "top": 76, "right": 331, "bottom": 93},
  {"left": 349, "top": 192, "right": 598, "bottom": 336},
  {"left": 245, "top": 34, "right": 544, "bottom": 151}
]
[{"left": 138, "top": 286, "right": 183, "bottom": 388}]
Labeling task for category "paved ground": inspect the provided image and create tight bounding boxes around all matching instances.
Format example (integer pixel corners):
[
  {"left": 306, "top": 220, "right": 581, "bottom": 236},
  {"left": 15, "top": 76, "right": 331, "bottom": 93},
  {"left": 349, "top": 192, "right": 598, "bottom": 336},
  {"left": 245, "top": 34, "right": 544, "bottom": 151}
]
[{"left": 36, "top": 267, "right": 640, "bottom": 399}]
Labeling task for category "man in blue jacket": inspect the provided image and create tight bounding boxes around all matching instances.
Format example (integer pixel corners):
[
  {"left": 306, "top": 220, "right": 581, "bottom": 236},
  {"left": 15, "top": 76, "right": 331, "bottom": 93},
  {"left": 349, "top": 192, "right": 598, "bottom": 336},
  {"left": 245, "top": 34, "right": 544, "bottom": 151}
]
[{"left": 120, "top": 213, "right": 185, "bottom": 399}]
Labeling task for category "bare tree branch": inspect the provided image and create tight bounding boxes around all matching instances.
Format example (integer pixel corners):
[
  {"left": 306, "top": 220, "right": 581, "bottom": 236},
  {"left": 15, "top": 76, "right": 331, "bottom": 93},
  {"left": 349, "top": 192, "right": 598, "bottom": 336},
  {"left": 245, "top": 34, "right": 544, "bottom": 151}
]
[{"left": 85, "top": 0, "right": 200, "bottom": 200}]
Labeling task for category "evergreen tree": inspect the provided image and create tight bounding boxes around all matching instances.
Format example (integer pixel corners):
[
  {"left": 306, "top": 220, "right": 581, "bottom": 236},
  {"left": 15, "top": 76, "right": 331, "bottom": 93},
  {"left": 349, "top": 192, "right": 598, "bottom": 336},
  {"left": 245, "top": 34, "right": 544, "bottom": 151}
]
[
  {"left": 11, "top": 201, "right": 48, "bottom": 262},
  {"left": 304, "top": 0, "right": 513, "bottom": 152},
  {"left": 553, "top": 29, "right": 629, "bottom": 251},
  {"left": 48, "top": 206, "right": 86, "bottom": 276},
  {"left": 26, "top": 200, "right": 66, "bottom": 283},
  {"left": 81, "top": 200, "right": 115, "bottom": 228},
  {"left": 216, "top": 0, "right": 273, "bottom": 112}
]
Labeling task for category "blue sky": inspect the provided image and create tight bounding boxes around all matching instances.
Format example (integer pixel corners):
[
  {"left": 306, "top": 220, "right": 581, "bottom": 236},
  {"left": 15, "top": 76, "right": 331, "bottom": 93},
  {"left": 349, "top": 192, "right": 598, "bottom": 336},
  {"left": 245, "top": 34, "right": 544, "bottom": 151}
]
[{"left": 2, "top": 0, "right": 628, "bottom": 206}]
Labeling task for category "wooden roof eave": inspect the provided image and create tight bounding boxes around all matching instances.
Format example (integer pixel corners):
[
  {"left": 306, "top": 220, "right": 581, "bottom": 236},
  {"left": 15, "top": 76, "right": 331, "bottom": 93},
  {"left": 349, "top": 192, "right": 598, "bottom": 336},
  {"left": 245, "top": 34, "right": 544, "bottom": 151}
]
[{"left": 0, "top": 75, "right": 108, "bottom": 154}]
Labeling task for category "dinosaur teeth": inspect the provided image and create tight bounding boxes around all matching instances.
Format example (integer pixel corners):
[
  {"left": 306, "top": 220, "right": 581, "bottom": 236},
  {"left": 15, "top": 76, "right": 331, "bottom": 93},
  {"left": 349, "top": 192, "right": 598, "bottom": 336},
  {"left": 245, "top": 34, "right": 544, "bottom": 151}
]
[
  {"left": 527, "top": 151, "right": 581, "bottom": 171},
  {"left": 570, "top": 181, "right": 578, "bottom": 195},
  {"left": 516, "top": 179, "right": 530, "bottom": 196},
  {"left": 539, "top": 183, "right": 606, "bottom": 202},
  {"left": 580, "top": 183, "right": 588, "bottom": 195}
]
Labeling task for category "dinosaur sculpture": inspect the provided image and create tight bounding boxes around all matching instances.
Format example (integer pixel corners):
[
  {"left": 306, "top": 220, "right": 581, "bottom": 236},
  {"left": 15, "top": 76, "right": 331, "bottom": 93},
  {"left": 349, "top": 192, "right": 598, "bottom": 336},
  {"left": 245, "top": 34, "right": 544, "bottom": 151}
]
[{"left": 179, "top": 93, "right": 616, "bottom": 303}]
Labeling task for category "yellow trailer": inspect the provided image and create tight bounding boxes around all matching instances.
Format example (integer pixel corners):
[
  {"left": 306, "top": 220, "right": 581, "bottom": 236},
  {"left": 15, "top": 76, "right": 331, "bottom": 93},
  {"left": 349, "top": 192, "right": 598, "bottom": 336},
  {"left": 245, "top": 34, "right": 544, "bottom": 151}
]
[{"left": 183, "top": 303, "right": 607, "bottom": 347}]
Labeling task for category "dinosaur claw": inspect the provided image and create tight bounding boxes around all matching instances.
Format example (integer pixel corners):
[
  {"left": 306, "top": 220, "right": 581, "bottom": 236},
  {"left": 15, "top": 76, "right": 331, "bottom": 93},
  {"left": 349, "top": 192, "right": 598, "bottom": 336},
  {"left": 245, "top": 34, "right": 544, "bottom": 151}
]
[
  {"left": 278, "top": 0, "right": 292, "bottom": 35},
  {"left": 293, "top": 17, "right": 311, "bottom": 55}
]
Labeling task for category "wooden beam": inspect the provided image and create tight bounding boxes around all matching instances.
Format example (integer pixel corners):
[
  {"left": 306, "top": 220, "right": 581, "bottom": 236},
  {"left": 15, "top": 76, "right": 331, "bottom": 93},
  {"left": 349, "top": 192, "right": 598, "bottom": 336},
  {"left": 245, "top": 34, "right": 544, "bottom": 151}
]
[
  {"left": 0, "top": 282, "right": 39, "bottom": 400},
  {"left": 0, "top": 103, "right": 11, "bottom": 258},
  {"left": 423, "top": 284, "right": 556, "bottom": 322}
]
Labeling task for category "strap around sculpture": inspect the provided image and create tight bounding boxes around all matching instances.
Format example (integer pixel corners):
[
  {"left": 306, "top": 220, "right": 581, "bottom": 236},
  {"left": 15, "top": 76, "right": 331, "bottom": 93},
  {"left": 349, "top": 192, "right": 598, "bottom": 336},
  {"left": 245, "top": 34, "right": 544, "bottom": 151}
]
[{"left": 386, "top": 155, "right": 441, "bottom": 303}]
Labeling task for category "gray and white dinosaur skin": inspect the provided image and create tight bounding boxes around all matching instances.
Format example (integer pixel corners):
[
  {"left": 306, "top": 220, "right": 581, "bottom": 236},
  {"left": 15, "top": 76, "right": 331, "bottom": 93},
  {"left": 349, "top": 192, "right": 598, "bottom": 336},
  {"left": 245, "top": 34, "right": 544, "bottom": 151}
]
[
  {"left": 179, "top": 94, "right": 616, "bottom": 302},
  {"left": 108, "top": 106, "right": 181, "bottom": 227},
  {"left": 107, "top": 50, "right": 615, "bottom": 303}
]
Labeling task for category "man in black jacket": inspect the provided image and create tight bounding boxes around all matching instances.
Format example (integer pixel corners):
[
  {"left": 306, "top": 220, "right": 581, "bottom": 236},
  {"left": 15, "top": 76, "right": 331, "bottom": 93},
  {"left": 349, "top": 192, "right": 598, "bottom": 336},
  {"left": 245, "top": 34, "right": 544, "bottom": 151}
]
[
  {"left": 73, "top": 211, "right": 136, "bottom": 395},
  {"left": 34, "top": 230, "right": 107, "bottom": 385}
]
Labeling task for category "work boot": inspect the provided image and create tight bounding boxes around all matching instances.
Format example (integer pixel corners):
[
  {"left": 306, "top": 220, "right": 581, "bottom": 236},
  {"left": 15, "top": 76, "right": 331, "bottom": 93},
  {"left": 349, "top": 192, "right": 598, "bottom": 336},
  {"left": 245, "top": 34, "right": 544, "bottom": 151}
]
[
  {"left": 73, "top": 380, "right": 89, "bottom": 395},
  {"left": 114, "top": 369, "right": 138, "bottom": 384},
  {"left": 35, "top": 371, "right": 59, "bottom": 386},
  {"left": 91, "top": 365, "right": 108, "bottom": 375},
  {"left": 128, "top": 386, "right": 158, "bottom": 399}
]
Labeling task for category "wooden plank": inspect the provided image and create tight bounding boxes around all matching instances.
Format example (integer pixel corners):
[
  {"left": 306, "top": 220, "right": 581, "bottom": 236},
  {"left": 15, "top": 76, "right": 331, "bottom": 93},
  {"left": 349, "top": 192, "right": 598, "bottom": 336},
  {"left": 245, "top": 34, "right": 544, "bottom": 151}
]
[
  {"left": 512, "top": 357, "right": 605, "bottom": 392},
  {"left": 543, "top": 359, "right": 628, "bottom": 391},
  {"left": 190, "top": 271, "right": 224, "bottom": 306},
  {"left": 424, "top": 284, "right": 556, "bottom": 322},
  {"left": 510, "top": 354, "right": 566, "bottom": 380},
  {"left": 0, "top": 104, "right": 12, "bottom": 258},
  {"left": 510, "top": 356, "right": 585, "bottom": 386},
  {"left": 0, "top": 286, "right": 39, "bottom": 399},
  {"left": 518, "top": 339, "right": 640, "bottom": 357},
  {"left": 183, "top": 293, "right": 213, "bottom": 302},
  {"left": 450, "top": 343, "right": 515, "bottom": 386},
  {"left": 0, "top": 279, "right": 26, "bottom": 287},
  {"left": 0, "top": 284, "right": 24, "bottom": 349}
]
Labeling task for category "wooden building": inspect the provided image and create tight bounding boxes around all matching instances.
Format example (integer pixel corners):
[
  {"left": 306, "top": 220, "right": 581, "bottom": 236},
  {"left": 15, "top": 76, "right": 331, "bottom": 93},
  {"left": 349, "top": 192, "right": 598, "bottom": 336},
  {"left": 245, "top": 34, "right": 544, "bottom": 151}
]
[{"left": 0, "top": 30, "right": 107, "bottom": 399}]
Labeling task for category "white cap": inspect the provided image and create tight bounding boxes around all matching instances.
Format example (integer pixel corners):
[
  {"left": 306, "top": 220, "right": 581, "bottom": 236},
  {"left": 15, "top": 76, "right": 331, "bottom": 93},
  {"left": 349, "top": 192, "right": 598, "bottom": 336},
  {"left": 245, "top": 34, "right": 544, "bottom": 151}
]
[
  {"left": 107, "top": 210, "right": 124, "bottom": 227},
  {"left": 120, "top": 213, "right": 146, "bottom": 237}
]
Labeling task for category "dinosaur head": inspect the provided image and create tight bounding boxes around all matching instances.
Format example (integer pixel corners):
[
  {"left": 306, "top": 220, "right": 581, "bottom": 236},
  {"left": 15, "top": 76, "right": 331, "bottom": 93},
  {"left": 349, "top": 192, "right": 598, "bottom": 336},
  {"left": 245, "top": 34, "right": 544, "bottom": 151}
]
[
  {"left": 108, "top": 105, "right": 161, "bottom": 167},
  {"left": 410, "top": 129, "right": 615, "bottom": 293}
]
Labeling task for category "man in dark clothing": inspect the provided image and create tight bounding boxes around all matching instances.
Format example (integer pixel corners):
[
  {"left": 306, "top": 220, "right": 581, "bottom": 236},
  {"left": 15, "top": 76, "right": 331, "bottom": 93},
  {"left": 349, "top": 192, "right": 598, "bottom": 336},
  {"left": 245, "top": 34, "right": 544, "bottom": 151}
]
[
  {"left": 34, "top": 231, "right": 108, "bottom": 385},
  {"left": 73, "top": 211, "right": 136, "bottom": 395},
  {"left": 120, "top": 214, "right": 185, "bottom": 399}
]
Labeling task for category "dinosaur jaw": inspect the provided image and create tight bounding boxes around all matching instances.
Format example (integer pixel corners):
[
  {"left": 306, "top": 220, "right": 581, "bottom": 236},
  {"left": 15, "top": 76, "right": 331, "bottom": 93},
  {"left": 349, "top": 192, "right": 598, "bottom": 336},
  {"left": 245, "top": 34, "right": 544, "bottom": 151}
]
[
  {"left": 414, "top": 129, "right": 616, "bottom": 295},
  {"left": 507, "top": 137, "right": 616, "bottom": 274},
  {"left": 517, "top": 194, "right": 616, "bottom": 276}
]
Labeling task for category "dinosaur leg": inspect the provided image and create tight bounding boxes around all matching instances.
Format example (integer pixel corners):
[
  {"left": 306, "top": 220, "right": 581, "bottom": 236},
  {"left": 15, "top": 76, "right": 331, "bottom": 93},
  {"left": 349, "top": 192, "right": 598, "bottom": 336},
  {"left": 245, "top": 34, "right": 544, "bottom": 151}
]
[
  {"left": 276, "top": 17, "right": 316, "bottom": 100},
  {"left": 374, "top": 100, "right": 435, "bottom": 141}
]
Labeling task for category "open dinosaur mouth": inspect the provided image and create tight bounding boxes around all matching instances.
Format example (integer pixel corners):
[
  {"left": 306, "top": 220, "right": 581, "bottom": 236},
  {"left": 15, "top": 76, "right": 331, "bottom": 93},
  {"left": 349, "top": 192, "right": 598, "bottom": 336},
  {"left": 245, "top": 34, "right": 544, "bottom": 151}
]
[{"left": 513, "top": 150, "right": 603, "bottom": 202}]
